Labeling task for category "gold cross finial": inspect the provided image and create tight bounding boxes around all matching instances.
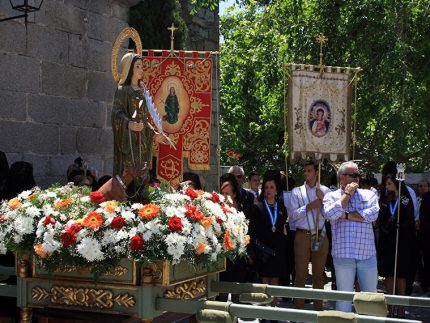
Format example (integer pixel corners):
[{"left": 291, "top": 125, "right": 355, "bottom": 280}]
[
  {"left": 168, "top": 23, "right": 178, "bottom": 52},
  {"left": 315, "top": 33, "right": 328, "bottom": 75}
]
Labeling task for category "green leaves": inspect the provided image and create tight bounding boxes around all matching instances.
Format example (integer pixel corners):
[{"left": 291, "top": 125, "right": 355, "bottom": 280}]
[{"left": 220, "top": 0, "right": 430, "bottom": 173}]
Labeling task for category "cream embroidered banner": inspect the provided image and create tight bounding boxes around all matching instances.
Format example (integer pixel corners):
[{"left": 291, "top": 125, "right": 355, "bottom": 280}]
[{"left": 288, "top": 66, "right": 352, "bottom": 161}]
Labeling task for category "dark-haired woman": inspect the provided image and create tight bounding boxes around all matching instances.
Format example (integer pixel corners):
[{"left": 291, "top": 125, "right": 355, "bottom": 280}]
[
  {"left": 377, "top": 174, "right": 416, "bottom": 318},
  {"left": 253, "top": 175, "right": 288, "bottom": 288}
]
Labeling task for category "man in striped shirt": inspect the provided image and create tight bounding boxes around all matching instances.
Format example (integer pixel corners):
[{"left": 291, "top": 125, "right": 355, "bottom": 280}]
[{"left": 323, "top": 161, "right": 380, "bottom": 312}]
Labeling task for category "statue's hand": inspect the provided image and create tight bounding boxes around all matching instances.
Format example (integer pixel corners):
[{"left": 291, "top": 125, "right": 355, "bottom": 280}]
[
  {"left": 154, "top": 133, "right": 169, "bottom": 145},
  {"left": 128, "top": 121, "right": 144, "bottom": 132}
]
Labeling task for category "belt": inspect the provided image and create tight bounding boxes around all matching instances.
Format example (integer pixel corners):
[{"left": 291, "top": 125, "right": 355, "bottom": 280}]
[{"left": 296, "top": 227, "right": 325, "bottom": 235}]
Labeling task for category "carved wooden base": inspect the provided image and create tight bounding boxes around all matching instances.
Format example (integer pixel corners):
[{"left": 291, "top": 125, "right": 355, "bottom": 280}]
[{"left": 19, "top": 307, "right": 32, "bottom": 323}]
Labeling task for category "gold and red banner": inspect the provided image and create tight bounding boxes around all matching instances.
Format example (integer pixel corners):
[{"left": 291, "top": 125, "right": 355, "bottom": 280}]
[{"left": 142, "top": 50, "right": 213, "bottom": 186}]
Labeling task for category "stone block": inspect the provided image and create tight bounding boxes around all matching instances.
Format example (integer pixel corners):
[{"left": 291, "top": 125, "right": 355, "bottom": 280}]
[
  {"left": 27, "top": 25, "right": 69, "bottom": 64},
  {"left": 22, "top": 154, "right": 51, "bottom": 177},
  {"left": 69, "top": 34, "right": 88, "bottom": 68},
  {"left": 51, "top": 155, "right": 77, "bottom": 177},
  {"left": 0, "top": 90, "right": 27, "bottom": 121},
  {"left": 76, "top": 128, "right": 113, "bottom": 155},
  {"left": 88, "top": 12, "right": 112, "bottom": 42},
  {"left": 87, "top": 70, "right": 115, "bottom": 103},
  {"left": 0, "top": 121, "right": 59, "bottom": 154},
  {"left": 111, "top": 2, "right": 129, "bottom": 20},
  {"left": 110, "top": 18, "right": 128, "bottom": 42},
  {"left": 88, "top": 0, "right": 111, "bottom": 15},
  {"left": 88, "top": 39, "right": 112, "bottom": 72},
  {"left": 102, "top": 102, "right": 112, "bottom": 128},
  {"left": 5, "top": 153, "right": 24, "bottom": 165},
  {"left": 102, "top": 157, "right": 113, "bottom": 176},
  {"left": 41, "top": 61, "right": 87, "bottom": 98},
  {"left": 38, "top": 1, "right": 87, "bottom": 35},
  {"left": 0, "top": 1, "right": 17, "bottom": 19},
  {"left": 208, "top": 28, "right": 219, "bottom": 42},
  {"left": 60, "top": 126, "right": 78, "bottom": 155},
  {"left": 204, "top": 40, "right": 218, "bottom": 51},
  {"left": 0, "top": 20, "right": 26, "bottom": 55},
  {"left": 0, "top": 54, "right": 40, "bottom": 93},
  {"left": 28, "top": 95, "right": 105, "bottom": 127},
  {"left": 65, "top": 0, "right": 89, "bottom": 10}
]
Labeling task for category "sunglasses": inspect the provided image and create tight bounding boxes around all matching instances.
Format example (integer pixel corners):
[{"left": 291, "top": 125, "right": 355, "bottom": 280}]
[{"left": 343, "top": 173, "right": 360, "bottom": 178}]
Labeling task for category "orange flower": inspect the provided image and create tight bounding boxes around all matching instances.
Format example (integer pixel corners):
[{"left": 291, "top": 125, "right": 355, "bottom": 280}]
[
  {"left": 224, "top": 230, "right": 234, "bottom": 251},
  {"left": 8, "top": 198, "right": 22, "bottom": 210},
  {"left": 199, "top": 216, "right": 213, "bottom": 228},
  {"left": 104, "top": 200, "right": 118, "bottom": 213},
  {"left": 138, "top": 204, "right": 160, "bottom": 220},
  {"left": 34, "top": 244, "right": 49, "bottom": 258},
  {"left": 195, "top": 190, "right": 205, "bottom": 196},
  {"left": 82, "top": 211, "right": 104, "bottom": 230},
  {"left": 54, "top": 198, "right": 72, "bottom": 209},
  {"left": 244, "top": 235, "right": 250, "bottom": 246},
  {"left": 28, "top": 194, "right": 36, "bottom": 201},
  {"left": 195, "top": 243, "right": 207, "bottom": 256}
]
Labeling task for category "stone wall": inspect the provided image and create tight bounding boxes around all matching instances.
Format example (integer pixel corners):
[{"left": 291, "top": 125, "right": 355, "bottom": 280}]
[
  {"left": 0, "top": 0, "right": 219, "bottom": 191},
  {"left": 179, "top": 0, "right": 220, "bottom": 191}
]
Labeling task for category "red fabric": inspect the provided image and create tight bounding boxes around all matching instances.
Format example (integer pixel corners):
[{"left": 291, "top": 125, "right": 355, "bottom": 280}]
[{"left": 142, "top": 52, "right": 213, "bottom": 186}]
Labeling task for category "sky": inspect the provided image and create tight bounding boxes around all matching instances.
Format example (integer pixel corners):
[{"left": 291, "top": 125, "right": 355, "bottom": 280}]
[{"left": 219, "top": 0, "right": 238, "bottom": 16}]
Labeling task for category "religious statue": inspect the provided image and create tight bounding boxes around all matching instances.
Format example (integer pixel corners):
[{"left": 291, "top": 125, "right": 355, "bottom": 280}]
[
  {"left": 164, "top": 86, "right": 180, "bottom": 124},
  {"left": 111, "top": 52, "right": 166, "bottom": 196}
]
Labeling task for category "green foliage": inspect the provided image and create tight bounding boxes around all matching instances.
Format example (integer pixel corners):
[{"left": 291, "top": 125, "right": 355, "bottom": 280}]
[
  {"left": 220, "top": 0, "right": 430, "bottom": 174},
  {"left": 129, "top": 0, "right": 187, "bottom": 50}
]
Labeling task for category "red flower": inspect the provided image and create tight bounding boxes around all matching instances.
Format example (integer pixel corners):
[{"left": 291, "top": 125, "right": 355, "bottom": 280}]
[
  {"left": 66, "top": 223, "right": 82, "bottom": 234},
  {"left": 222, "top": 206, "right": 231, "bottom": 214},
  {"left": 185, "top": 188, "right": 198, "bottom": 199},
  {"left": 43, "top": 216, "right": 56, "bottom": 226},
  {"left": 110, "top": 216, "right": 125, "bottom": 230},
  {"left": 89, "top": 191, "right": 105, "bottom": 204},
  {"left": 168, "top": 217, "right": 183, "bottom": 232},
  {"left": 130, "top": 235, "right": 144, "bottom": 251},
  {"left": 210, "top": 192, "right": 220, "bottom": 203},
  {"left": 61, "top": 231, "right": 76, "bottom": 248},
  {"left": 235, "top": 153, "right": 241, "bottom": 159},
  {"left": 216, "top": 218, "right": 224, "bottom": 224},
  {"left": 184, "top": 204, "right": 203, "bottom": 221},
  {"left": 227, "top": 151, "right": 235, "bottom": 157},
  {"left": 0, "top": 214, "right": 5, "bottom": 223}
]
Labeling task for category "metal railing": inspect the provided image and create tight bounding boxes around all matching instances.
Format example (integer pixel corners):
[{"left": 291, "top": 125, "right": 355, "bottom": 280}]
[
  {"left": 156, "top": 299, "right": 422, "bottom": 323},
  {"left": 210, "top": 281, "right": 430, "bottom": 308}
]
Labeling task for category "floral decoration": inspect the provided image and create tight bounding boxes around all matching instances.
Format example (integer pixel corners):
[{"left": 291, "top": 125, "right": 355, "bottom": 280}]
[{"left": 0, "top": 183, "right": 249, "bottom": 277}]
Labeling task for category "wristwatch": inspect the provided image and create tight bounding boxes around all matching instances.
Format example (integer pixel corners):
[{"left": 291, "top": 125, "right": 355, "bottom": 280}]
[{"left": 345, "top": 211, "right": 349, "bottom": 220}]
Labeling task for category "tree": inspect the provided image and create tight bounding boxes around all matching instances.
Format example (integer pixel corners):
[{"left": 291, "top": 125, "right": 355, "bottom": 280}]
[{"left": 219, "top": 0, "right": 430, "bottom": 174}]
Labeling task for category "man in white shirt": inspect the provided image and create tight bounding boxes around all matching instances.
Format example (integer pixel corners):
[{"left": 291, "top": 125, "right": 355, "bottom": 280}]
[{"left": 290, "top": 161, "right": 331, "bottom": 310}]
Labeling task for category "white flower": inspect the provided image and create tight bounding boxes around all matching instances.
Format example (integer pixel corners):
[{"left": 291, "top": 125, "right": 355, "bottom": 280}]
[
  {"left": 101, "top": 229, "right": 117, "bottom": 246},
  {"left": 131, "top": 203, "right": 143, "bottom": 210},
  {"left": 18, "top": 190, "right": 33, "bottom": 200},
  {"left": 42, "top": 230, "right": 61, "bottom": 254},
  {"left": 0, "top": 243, "right": 6, "bottom": 254},
  {"left": 25, "top": 206, "right": 40, "bottom": 217},
  {"left": 14, "top": 216, "right": 34, "bottom": 235},
  {"left": 116, "top": 230, "right": 128, "bottom": 241},
  {"left": 121, "top": 210, "right": 135, "bottom": 222},
  {"left": 46, "top": 192, "right": 57, "bottom": 198},
  {"left": 80, "top": 196, "right": 90, "bottom": 203},
  {"left": 77, "top": 237, "right": 104, "bottom": 261}
]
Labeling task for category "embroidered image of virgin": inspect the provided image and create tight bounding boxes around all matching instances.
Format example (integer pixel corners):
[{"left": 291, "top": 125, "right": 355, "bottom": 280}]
[
  {"left": 308, "top": 100, "right": 331, "bottom": 137},
  {"left": 164, "top": 86, "right": 180, "bottom": 124}
]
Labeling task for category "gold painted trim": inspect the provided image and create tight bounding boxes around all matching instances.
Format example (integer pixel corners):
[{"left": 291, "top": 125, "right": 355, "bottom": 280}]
[
  {"left": 163, "top": 279, "right": 206, "bottom": 299},
  {"left": 111, "top": 27, "right": 143, "bottom": 83}
]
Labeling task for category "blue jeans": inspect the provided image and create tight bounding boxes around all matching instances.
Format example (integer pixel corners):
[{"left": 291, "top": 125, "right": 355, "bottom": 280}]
[{"left": 333, "top": 256, "right": 378, "bottom": 312}]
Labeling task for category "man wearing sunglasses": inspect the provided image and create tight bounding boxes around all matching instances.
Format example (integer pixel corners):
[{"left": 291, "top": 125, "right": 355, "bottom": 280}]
[
  {"left": 323, "top": 161, "right": 379, "bottom": 312},
  {"left": 228, "top": 166, "right": 255, "bottom": 207}
]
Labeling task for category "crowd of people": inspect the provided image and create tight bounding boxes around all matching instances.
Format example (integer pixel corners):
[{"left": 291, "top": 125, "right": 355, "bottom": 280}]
[
  {"left": 1, "top": 151, "right": 430, "bottom": 319},
  {"left": 219, "top": 161, "right": 430, "bottom": 319}
]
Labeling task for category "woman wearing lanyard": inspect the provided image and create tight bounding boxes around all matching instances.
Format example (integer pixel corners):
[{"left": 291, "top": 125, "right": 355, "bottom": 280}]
[
  {"left": 377, "top": 174, "right": 416, "bottom": 318},
  {"left": 253, "top": 173, "right": 288, "bottom": 288}
]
